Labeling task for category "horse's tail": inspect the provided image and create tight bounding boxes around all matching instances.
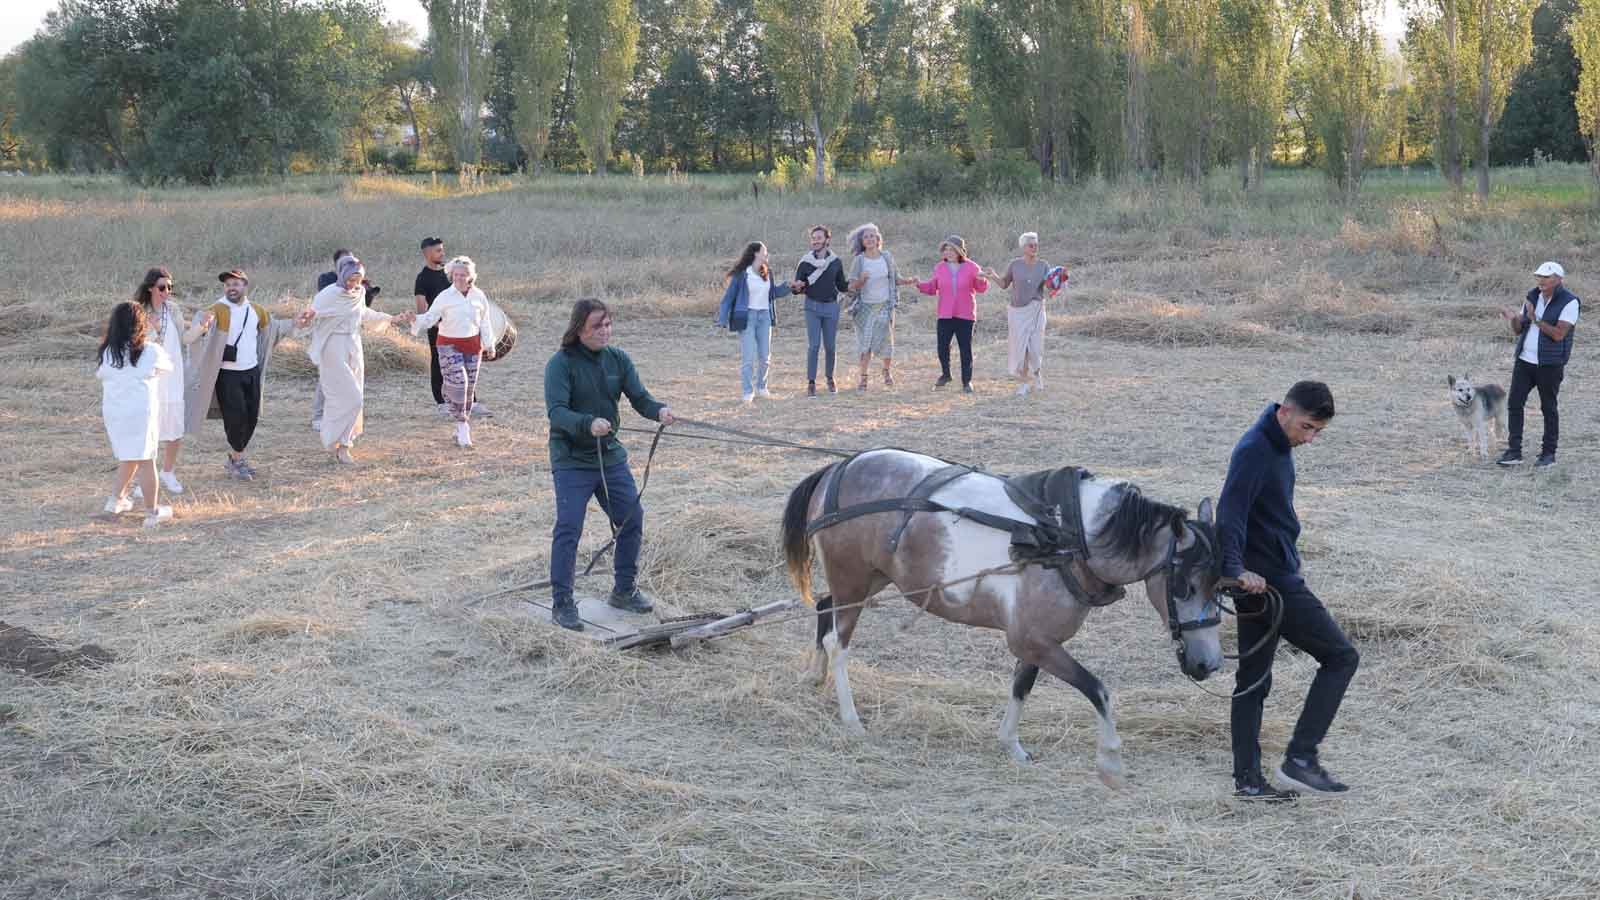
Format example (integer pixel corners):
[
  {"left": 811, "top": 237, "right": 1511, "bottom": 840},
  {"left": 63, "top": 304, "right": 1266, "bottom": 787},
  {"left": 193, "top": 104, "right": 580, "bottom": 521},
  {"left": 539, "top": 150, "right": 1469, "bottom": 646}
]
[{"left": 782, "top": 464, "right": 831, "bottom": 607}]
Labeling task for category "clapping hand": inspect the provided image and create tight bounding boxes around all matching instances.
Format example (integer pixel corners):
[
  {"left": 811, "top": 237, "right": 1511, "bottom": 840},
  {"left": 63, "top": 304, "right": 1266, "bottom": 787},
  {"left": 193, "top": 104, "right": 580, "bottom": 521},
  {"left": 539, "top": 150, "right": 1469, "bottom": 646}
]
[{"left": 197, "top": 311, "right": 216, "bottom": 331}]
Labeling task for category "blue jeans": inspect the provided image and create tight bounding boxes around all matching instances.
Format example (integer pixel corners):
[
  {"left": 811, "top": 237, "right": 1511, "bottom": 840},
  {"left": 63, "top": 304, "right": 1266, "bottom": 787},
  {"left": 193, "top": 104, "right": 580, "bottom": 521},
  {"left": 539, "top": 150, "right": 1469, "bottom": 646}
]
[
  {"left": 739, "top": 308, "right": 772, "bottom": 395},
  {"left": 550, "top": 463, "right": 642, "bottom": 604},
  {"left": 805, "top": 308, "right": 838, "bottom": 381}
]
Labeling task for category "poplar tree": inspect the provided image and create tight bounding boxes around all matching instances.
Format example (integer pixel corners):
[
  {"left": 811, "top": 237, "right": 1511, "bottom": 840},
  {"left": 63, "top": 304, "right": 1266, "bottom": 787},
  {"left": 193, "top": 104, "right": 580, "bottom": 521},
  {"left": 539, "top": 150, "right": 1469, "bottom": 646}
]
[
  {"left": 567, "top": 0, "right": 638, "bottom": 174},
  {"left": 1303, "top": 0, "right": 1388, "bottom": 202},
  {"left": 425, "top": 0, "right": 494, "bottom": 167},
  {"left": 492, "top": 0, "right": 566, "bottom": 174},
  {"left": 756, "top": 0, "right": 866, "bottom": 186},
  {"left": 1571, "top": 0, "right": 1600, "bottom": 185}
]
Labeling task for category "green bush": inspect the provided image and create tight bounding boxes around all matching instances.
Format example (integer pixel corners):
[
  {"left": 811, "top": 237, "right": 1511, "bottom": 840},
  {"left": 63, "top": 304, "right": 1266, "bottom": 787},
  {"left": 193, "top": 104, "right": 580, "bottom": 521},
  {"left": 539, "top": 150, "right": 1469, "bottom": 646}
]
[{"left": 867, "top": 150, "right": 1043, "bottom": 209}]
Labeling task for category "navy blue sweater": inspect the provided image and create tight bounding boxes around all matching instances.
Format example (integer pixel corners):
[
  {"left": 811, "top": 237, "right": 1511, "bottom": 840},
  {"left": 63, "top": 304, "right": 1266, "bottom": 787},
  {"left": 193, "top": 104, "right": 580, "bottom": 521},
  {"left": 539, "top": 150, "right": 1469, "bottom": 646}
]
[{"left": 1218, "top": 404, "right": 1302, "bottom": 581}]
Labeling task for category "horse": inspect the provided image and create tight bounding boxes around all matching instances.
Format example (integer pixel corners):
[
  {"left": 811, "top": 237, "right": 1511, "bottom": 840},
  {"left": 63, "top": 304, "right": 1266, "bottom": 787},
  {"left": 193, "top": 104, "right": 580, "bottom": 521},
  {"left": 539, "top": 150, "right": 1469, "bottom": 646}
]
[{"left": 780, "top": 448, "right": 1226, "bottom": 786}]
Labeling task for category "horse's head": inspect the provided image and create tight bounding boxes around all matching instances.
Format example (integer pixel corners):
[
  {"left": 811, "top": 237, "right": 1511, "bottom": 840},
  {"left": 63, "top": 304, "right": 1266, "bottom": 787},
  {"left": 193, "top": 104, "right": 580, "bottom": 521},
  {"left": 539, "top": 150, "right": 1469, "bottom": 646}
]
[{"left": 1144, "top": 498, "right": 1224, "bottom": 681}]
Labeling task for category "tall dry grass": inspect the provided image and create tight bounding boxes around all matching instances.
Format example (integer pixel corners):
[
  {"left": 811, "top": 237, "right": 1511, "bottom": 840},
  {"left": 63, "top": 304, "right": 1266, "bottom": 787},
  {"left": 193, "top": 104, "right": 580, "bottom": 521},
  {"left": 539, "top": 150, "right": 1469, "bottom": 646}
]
[{"left": 1, "top": 171, "right": 1596, "bottom": 899}]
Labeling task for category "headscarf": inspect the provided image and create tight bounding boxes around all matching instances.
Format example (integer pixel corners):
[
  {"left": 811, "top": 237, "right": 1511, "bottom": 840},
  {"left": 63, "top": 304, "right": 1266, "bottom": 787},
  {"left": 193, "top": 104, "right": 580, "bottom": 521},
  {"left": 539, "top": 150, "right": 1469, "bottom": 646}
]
[{"left": 336, "top": 255, "right": 365, "bottom": 287}]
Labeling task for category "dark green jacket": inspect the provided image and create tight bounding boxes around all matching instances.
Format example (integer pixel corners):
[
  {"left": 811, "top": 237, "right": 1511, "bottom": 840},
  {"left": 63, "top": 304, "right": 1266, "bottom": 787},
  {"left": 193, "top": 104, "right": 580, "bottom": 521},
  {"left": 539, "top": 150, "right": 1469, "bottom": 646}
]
[{"left": 544, "top": 344, "right": 665, "bottom": 469}]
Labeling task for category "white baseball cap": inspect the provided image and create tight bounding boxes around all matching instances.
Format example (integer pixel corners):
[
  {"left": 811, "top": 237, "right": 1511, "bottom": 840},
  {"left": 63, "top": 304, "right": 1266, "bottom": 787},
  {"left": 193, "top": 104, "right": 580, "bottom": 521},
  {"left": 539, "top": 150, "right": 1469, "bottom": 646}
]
[{"left": 1534, "top": 261, "right": 1565, "bottom": 278}]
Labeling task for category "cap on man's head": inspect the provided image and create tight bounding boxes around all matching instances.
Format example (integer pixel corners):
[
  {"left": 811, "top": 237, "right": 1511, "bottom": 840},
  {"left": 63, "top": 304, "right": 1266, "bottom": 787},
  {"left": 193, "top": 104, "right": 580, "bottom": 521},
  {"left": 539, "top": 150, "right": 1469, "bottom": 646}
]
[
  {"left": 421, "top": 237, "right": 444, "bottom": 250},
  {"left": 1534, "top": 261, "right": 1565, "bottom": 278},
  {"left": 218, "top": 269, "right": 248, "bottom": 284}
]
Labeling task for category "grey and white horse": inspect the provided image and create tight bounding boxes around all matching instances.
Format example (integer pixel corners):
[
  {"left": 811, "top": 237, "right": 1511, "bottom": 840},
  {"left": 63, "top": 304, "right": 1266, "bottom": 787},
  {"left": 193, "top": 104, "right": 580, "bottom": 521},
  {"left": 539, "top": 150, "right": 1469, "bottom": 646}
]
[{"left": 781, "top": 448, "right": 1225, "bottom": 785}]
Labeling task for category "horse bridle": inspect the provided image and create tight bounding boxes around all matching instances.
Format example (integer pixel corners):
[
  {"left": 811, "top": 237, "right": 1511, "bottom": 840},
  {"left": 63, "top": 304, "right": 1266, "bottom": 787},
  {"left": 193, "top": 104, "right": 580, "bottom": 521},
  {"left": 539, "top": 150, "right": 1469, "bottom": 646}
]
[{"left": 1145, "top": 519, "right": 1225, "bottom": 665}]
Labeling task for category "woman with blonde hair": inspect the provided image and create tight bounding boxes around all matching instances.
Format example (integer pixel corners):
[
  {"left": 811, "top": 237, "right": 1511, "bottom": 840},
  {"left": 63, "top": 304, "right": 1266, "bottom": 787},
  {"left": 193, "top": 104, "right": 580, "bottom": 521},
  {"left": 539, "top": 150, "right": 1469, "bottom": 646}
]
[
  {"left": 984, "top": 231, "right": 1054, "bottom": 396},
  {"left": 845, "top": 223, "right": 915, "bottom": 390},
  {"left": 411, "top": 255, "right": 495, "bottom": 446}
]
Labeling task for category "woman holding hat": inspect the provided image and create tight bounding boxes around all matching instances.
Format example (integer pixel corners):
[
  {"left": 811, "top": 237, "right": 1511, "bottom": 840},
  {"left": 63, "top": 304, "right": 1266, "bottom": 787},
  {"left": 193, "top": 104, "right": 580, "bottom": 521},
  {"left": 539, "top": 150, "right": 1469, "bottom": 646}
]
[
  {"left": 411, "top": 255, "right": 495, "bottom": 446},
  {"left": 984, "top": 232, "right": 1056, "bottom": 397},
  {"left": 308, "top": 255, "right": 414, "bottom": 463},
  {"left": 913, "top": 234, "right": 989, "bottom": 393}
]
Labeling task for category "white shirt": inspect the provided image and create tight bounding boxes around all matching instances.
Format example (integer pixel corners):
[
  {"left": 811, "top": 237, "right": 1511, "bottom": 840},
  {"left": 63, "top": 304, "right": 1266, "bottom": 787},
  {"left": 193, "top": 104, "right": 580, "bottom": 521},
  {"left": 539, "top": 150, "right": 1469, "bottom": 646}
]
[
  {"left": 745, "top": 268, "right": 771, "bottom": 311},
  {"left": 860, "top": 255, "right": 891, "bottom": 303},
  {"left": 220, "top": 298, "right": 258, "bottom": 371},
  {"left": 413, "top": 286, "right": 495, "bottom": 346},
  {"left": 1520, "top": 293, "right": 1580, "bottom": 364}
]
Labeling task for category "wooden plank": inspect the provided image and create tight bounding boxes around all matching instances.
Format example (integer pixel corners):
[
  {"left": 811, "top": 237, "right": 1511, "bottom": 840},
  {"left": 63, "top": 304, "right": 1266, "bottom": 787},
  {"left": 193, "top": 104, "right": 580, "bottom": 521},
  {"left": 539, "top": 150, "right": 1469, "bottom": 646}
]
[{"left": 669, "top": 599, "right": 800, "bottom": 649}]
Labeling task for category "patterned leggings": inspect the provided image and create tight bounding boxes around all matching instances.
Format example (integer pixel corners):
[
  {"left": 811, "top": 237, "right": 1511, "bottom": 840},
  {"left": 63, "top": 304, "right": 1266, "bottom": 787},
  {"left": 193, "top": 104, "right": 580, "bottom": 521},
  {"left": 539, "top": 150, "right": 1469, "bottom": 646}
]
[{"left": 436, "top": 343, "right": 481, "bottom": 423}]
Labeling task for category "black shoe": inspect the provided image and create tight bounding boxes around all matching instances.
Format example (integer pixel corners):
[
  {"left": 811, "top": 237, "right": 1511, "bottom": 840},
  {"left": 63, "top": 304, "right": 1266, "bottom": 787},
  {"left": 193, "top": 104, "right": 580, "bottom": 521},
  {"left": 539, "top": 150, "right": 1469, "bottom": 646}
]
[
  {"left": 1497, "top": 450, "right": 1523, "bottom": 466},
  {"left": 935, "top": 375, "right": 952, "bottom": 388},
  {"left": 1275, "top": 755, "right": 1348, "bottom": 794},
  {"left": 826, "top": 378, "right": 837, "bottom": 394},
  {"left": 608, "top": 588, "right": 654, "bottom": 614},
  {"left": 961, "top": 382, "right": 974, "bottom": 394},
  {"left": 1234, "top": 770, "right": 1298, "bottom": 803},
  {"left": 1535, "top": 452, "right": 1556, "bottom": 468},
  {"left": 551, "top": 599, "right": 584, "bottom": 632},
  {"left": 807, "top": 381, "right": 817, "bottom": 398}
]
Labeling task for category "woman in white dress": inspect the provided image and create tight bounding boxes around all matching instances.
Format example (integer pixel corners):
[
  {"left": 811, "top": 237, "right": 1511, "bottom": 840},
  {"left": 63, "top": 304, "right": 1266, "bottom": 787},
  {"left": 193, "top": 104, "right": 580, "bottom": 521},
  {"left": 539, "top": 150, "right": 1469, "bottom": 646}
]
[
  {"left": 307, "top": 255, "right": 414, "bottom": 463},
  {"left": 411, "top": 255, "right": 495, "bottom": 447},
  {"left": 97, "top": 301, "right": 175, "bottom": 527},
  {"left": 133, "top": 267, "right": 213, "bottom": 494}
]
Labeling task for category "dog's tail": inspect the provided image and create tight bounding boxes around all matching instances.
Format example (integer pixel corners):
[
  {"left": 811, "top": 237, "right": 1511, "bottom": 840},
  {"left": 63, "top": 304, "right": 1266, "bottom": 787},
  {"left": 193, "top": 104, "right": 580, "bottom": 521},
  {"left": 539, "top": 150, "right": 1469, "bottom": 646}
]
[
  {"left": 1481, "top": 384, "right": 1509, "bottom": 431},
  {"left": 782, "top": 464, "right": 832, "bottom": 607}
]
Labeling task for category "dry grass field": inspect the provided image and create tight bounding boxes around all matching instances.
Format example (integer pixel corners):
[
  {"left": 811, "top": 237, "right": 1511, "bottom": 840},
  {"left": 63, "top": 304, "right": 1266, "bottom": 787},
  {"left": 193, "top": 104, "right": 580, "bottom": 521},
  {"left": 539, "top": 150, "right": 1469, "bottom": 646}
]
[{"left": 2, "top": 170, "right": 1597, "bottom": 899}]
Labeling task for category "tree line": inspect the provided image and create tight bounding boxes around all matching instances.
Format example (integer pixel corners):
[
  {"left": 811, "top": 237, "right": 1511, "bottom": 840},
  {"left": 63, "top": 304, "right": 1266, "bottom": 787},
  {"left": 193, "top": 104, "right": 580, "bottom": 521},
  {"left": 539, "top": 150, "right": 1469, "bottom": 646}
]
[{"left": 4, "top": 0, "right": 1600, "bottom": 197}]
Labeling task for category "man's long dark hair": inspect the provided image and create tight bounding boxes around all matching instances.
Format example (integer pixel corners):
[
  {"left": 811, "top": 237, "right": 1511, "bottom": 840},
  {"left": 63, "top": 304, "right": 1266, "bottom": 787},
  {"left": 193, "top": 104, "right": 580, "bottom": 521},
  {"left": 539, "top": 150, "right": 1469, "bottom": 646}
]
[
  {"left": 726, "top": 241, "right": 768, "bottom": 282},
  {"left": 560, "top": 298, "right": 611, "bottom": 349},
  {"left": 98, "top": 301, "right": 147, "bottom": 369},
  {"left": 133, "top": 267, "right": 171, "bottom": 309}
]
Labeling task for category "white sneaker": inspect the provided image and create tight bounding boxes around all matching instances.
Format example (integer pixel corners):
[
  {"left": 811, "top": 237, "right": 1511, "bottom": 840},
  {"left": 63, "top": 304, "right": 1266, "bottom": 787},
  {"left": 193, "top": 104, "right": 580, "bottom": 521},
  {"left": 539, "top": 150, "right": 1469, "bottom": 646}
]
[
  {"left": 1034, "top": 373, "right": 1044, "bottom": 391},
  {"left": 471, "top": 402, "right": 492, "bottom": 418},
  {"left": 310, "top": 419, "right": 322, "bottom": 431},
  {"left": 143, "top": 505, "right": 173, "bottom": 528},
  {"left": 159, "top": 471, "right": 184, "bottom": 494},
  {"left": 1015, "top": 384, "right": 1030, "bottom": 397},
  {"left": 104, "top": 496, "right": 133, "bottom": 515},
  {"left": 129, "top": 483, "right": 144, "bottom": 500},
  {"left": 756, "top": 388, "right": 773, "bottom": 399},
  {"left": 741, "top": 393, "right": 755, "bottom": 406},
  {"left": 455, "top": 423, "right": 474, "bottom": 447},
  {"left": 435, "top": 402, "right": 451, "bottom": 419}
]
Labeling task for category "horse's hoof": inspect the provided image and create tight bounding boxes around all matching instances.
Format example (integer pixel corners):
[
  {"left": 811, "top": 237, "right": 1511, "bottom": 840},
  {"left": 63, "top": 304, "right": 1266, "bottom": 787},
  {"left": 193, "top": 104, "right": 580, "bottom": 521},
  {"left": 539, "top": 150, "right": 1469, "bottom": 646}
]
[
  {"left": 1004, "top": 741, "right": 1033, "bottom": 764},
  {"left": 1097, "top": 752, "right": 1126, "bottom": 789},
  {"left": 842, "top": 720, "right": 867, "bottom": 739}
]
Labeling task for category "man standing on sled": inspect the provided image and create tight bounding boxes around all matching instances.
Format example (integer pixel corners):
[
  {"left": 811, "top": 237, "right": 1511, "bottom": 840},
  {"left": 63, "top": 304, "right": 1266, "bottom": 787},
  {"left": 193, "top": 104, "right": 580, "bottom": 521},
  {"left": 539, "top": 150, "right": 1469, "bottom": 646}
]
[
  {"left": 1219, "top": 380, "right": 1360, "bottom": 801},
  {"left": 543, "top": 298, "right": 677, "bottom": 632}
]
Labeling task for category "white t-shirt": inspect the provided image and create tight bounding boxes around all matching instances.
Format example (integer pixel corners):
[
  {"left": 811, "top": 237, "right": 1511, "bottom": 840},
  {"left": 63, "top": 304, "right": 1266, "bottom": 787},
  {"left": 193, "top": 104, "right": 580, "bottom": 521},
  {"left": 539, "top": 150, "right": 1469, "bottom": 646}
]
[
  {"left": 221, "top": 299, "right": 258, "bottom": 371},
  {"left": 860, "top": 255, "right": 892, "bottom": 303},
  {"left": 1520, "top": 293, "right": 1580, "bottom": 364},
  {"left": 745, "top": 268, "right": 771, "bottom": 311}
]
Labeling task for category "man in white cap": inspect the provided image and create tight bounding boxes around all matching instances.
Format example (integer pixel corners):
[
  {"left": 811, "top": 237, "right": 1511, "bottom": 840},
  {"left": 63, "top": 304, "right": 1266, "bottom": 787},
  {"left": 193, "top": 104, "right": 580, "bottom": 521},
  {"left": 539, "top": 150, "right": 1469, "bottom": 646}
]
[{"left": 1498, "top": 261, "right": 1579, "bottom": 468}]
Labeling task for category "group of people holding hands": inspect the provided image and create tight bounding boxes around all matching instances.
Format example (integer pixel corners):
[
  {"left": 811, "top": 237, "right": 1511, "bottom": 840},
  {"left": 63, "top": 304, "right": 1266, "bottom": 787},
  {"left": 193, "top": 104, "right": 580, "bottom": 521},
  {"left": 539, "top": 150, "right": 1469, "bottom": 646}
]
[
  {"left": 716, "top": 224, "right": 1067, "bottom": 402},
  {"left": 95, "top": 238, "right": 499, "bottom": 526}
]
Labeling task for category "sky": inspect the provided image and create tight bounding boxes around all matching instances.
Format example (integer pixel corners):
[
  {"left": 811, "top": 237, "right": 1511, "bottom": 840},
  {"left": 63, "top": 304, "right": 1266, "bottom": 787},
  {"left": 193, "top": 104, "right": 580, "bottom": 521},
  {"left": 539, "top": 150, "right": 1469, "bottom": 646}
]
[{"left": 1, "top": 0, "right": 1409, "bottom": 59}]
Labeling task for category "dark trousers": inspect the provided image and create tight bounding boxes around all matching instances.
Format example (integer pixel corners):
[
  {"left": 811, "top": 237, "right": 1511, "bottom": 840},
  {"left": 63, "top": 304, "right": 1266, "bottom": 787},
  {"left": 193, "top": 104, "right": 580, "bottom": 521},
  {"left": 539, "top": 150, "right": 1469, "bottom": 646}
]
[
  {"left": 214, "top": 367, "right": 260, "bottom": 454},
  {"left": 550, "top": 463, "right": 642, "bottom": 604},
  {"left": 1506, "top": 359, "right": 1564, "bottom": 456},
  {"left": 1231, "top": 577, "right": 1359, "bottom": 779},
  {"left": 427, "top": 326, "right": 446, "bottom": 405},
  {"left": 937, "top": 317, "right": 974, "bottom": 384}
]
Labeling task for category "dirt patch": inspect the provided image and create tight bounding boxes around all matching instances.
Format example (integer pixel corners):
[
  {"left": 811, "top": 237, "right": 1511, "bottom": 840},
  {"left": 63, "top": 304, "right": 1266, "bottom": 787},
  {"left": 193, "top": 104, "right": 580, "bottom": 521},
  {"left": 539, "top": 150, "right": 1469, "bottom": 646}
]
[{"left": 0, "top": 620, "right": 115, "bottom": 678}]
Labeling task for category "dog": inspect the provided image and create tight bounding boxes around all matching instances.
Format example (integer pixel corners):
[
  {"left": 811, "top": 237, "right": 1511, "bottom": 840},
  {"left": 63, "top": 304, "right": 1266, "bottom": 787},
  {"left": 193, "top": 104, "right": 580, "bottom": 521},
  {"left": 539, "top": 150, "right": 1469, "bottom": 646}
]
[{"left": 1448, "top": 375, "right": 1507, "bottom": 461}]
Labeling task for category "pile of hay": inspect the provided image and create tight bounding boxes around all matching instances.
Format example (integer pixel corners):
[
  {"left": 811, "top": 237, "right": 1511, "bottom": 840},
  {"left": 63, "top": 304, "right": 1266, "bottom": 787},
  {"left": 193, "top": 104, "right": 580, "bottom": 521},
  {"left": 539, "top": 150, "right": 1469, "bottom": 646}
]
[
  {"left": 271, "top": 329, "right": 430, "bottom": 379},
  {"left": 1063, "top": 300, "right": 1299, "bottom": 349}
]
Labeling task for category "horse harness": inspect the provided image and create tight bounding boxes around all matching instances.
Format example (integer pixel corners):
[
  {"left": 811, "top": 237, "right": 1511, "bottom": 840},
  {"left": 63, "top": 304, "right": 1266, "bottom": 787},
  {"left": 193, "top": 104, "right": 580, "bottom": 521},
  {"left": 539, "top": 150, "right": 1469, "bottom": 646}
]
[{"left": 803, "top": 454, "right": 1127, "bottom": 609}]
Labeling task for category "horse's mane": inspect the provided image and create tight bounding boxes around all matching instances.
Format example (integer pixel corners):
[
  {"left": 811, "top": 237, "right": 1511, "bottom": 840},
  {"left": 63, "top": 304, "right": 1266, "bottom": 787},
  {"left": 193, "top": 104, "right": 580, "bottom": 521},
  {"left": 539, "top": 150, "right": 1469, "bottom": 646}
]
[{"left": 1095, "top": 482, "right": 1187, "bottom": 558}]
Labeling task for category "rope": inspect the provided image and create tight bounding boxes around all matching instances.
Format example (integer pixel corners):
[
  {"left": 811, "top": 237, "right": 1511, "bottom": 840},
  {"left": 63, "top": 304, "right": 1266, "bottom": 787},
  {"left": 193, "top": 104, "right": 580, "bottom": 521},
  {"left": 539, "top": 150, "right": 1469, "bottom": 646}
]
[
  {"left": 620, "top": 416, "right": 860, "bottom": 458},
  {"left": 1181, "top": 583, "right": 1285, "bottom": 700}
]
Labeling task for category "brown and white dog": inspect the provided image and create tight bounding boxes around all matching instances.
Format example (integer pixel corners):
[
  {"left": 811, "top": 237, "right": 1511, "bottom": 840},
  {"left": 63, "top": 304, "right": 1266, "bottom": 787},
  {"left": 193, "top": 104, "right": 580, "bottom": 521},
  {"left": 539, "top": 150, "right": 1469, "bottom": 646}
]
[{"left": 1448, "top": 375, "right": 1507, "bottom": 461}]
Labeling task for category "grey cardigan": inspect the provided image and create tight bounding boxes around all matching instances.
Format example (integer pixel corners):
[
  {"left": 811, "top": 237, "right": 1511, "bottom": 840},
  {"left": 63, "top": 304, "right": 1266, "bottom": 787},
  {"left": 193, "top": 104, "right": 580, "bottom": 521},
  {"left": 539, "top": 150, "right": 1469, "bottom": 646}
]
[{"left": 846, "top": 250, "right": 902, "bottom": 310}]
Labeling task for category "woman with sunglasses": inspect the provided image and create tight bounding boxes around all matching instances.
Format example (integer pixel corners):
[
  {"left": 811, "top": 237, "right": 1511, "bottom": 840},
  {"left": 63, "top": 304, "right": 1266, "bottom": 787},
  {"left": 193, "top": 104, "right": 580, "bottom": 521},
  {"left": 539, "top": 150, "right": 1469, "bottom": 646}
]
[{"left": 132, "top": 267, "right": 213, "bottom": 495}]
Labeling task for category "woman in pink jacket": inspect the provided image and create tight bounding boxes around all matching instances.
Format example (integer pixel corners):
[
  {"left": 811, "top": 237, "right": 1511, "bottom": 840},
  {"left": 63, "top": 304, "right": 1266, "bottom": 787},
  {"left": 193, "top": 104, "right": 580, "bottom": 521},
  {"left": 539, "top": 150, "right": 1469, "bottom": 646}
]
[{"left": 914, "top": 234, "right": 989, "bottom": 393}]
